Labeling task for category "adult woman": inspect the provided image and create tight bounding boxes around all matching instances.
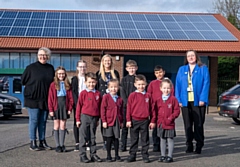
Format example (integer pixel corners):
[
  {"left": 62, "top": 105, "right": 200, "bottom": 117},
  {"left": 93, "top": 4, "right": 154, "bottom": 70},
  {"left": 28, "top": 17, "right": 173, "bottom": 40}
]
[
  {"left": 21, "top": 47, "right": 55, "bottom": 151},
  {"left": 96, "top": 54, "right": 120, "bottom": 150},
  {"left": 71, "top": 60, "right": 88, "bottom": 151},
  {"left": 175, "top": 50, "right": 210, "bottom": 154}
]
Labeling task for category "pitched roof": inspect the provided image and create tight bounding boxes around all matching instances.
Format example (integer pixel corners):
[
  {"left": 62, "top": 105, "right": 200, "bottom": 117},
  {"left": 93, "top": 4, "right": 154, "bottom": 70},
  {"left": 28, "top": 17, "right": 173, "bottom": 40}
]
[{"left": 1, "top": 9, "right": 240, "bottom": 56}]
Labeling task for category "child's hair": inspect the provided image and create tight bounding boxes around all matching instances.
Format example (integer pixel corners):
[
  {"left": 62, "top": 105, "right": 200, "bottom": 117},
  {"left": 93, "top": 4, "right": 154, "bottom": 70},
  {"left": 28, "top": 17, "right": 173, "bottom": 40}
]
[
  {"left": 85, "top": 72, "right": 97, "bottom": 81},
  {"left": 99, "top": 54, "right": 117, "bottom": 81},
  {"left": 135, "top": 74, "right": 147, "bottom": 83},
  {"left": 126, "top": 59, "right": 137, "bottom": 67},
  {"left": 54, "top": 66, "right": 71, "bottom": 91},
  {"left": 107, "top": 78, "right": 119, "bottom": 87},
  {"left": 184, "top": 50, "right": 204, "bottom": 66},
  {"left": 160, "top": 78, "right": 173, "bottom": 89},
  {"left": 154, "top": 65, "right": 164, "bottom": 71},
  {"left": 76, "top": 60, "right": 87, "bottom": 75}
]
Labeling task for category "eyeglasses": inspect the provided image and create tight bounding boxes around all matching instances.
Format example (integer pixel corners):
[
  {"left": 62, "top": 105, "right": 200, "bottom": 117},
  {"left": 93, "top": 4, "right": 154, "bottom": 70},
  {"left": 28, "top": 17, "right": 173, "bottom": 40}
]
[
  {"left": 38, "top": 54, "right": 48, "bottom": 57},
  {"left": 57, "top": 73, "right": 65, "bottom": 75}
]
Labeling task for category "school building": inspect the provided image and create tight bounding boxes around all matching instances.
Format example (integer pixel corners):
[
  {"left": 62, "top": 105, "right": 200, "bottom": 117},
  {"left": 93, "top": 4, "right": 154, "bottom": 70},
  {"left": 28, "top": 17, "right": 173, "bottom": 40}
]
[{"left": 1, "top": 9, "right": 240, "bottom": 106}]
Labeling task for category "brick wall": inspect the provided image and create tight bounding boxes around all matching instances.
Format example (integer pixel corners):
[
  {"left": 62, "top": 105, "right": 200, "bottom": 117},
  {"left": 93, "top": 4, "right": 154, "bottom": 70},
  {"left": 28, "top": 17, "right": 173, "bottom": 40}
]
[{"left": 67, "top": 55, "right": 124, "bottom": 80}]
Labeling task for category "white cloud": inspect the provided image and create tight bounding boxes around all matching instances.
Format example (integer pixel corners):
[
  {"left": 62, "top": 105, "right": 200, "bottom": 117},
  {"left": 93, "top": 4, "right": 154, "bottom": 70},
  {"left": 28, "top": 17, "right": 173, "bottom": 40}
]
[{"left": 0, "top": 0, "right": 215, "bottom": 13}]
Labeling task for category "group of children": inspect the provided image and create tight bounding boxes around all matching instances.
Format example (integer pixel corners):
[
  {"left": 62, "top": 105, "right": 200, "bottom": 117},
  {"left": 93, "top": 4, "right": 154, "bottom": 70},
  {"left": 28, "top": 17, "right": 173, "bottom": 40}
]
[{"left": 47, "top": 58, "right": 180, "bottom": 163}]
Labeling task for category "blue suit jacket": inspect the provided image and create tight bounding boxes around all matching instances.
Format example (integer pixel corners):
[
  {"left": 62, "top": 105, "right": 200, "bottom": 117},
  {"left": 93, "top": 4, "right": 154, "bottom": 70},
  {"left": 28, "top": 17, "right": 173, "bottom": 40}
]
[{"left": 175, "top": 64, "right": 210, "bottom": 107}]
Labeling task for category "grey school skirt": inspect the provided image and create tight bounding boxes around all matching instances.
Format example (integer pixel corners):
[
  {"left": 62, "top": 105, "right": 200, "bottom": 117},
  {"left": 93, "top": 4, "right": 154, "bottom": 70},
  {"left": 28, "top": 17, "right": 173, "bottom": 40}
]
[
  {"left": 157, "top": 124, "right": 176, "bottom": 138},
  {"left": 102, "top": 119, "right": 120, "bottom": 138},
  {"left": 54, "top": 96, "right": 69, "bottom": 120}
]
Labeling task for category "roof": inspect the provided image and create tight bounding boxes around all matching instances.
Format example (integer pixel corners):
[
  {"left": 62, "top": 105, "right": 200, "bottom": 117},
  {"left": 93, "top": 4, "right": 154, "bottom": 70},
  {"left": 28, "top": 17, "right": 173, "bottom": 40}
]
[{"left": 1, "top": 9, "right": 240, "bottom": 56}]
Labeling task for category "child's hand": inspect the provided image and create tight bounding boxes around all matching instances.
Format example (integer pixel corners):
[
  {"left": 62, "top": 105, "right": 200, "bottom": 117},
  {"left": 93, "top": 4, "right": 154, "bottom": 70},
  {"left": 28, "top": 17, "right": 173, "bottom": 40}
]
[
  {"left": 149, "top": 123, "right": 156, "bottom": 129},
  {"left": 76, "top": 121, "right": 81, "bottom": 127},
  {"left": 68, "top": 111, "right": 71, "bottom": 115},
  {"left": 179, "top": 103, "right": 182, "bottom": 107},
  {"left": 103, "top": 122, "right": 107, "bottom": 128},
  {"left": 49, "top": 112, "right": 54, "bottom": 117},
  {"left": 126, "top": 121, "right": 131, "bottom": 128}
]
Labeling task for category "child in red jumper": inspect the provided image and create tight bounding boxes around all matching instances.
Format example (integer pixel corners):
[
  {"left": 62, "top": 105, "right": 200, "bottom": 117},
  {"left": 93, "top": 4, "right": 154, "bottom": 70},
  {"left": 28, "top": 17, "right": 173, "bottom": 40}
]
[
  {"left": 101, "top": 79, "right": 123, "bottom": 162},
  {"left": 48, "top": 66, "right": 73, "bottom": 153},
  {"left": 125, "top": 74, "right": 156, "bottom": 163},
  {"left": 76, "top": 72, "right": 102, "bottom": 163},
  {"left": 147, "top": 65, "right": 174, "bottom": 152},
  {"left": 155, "top": 78, "right": 180, "bottom": 163}
]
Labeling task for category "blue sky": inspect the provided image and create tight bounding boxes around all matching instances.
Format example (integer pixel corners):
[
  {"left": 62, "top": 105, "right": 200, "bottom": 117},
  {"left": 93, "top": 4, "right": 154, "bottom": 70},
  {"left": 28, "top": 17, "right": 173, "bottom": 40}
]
[{"left": 0, "top": 0, "right": 215, "bottom": 13}]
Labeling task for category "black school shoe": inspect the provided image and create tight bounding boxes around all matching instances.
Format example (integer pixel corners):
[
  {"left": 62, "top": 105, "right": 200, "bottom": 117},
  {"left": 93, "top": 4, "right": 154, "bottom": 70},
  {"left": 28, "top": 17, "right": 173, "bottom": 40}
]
[
  {"left": 158, "top": 156, "right": 166, "bottom": 162},
  {"left": 91, "top": 155, "right": 102, "bottom": 162},
  {"left": 125, "top": 156, "right": 136, "bottom": 163},
  {"left": 143, "top": 157, "right": 150, "bottom": 163},
  {"left": 185, "top": 145, "right": 193, "bottom": 153},
  {"left": 80, "top": 155, "right": 90, "bottom": 163},
  {"left": 29, "top": 140, "right": 40, "bottom": 151},
  {"left": 106, "top": 156, "right": 113, "bottom": 162},
  {"left": 114, "top": 156, "right": 122, "bottom": 162},
  {"left": 61, "top": 145, "right": 66, "bottom": 152},
  {"left": 165, "top": 156, "right": 173, "bottom": 163},
  {"left": 74, "top": 144, "right": 79, "bottom": 151},
  {"left": 55, "top": 146, "right": 62, "bottom": 153},
  {"left": 194, "top": 147, "right": 202, "bottom": 154}
]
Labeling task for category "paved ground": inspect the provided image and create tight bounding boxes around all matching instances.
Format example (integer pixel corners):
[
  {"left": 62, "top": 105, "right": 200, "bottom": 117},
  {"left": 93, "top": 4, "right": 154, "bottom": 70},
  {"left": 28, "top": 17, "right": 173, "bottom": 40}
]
[{"left": 1, "top": 106, "right": 240, "bottom": 167}]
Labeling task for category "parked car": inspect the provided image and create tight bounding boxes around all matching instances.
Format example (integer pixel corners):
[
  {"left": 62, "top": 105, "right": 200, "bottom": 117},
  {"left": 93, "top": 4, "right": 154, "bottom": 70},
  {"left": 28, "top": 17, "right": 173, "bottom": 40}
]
[
  {"left": 0, "top": 93, "right": 22, "bottom": 118},
  {"left": 218, "top": 83, "right": 240, "bottom": 124},
  {"left": 0, "top": 104, "right": 3, "bottom": 117},
  {"left": 0, "top": 76, "right": 8, "bottom": 92}
]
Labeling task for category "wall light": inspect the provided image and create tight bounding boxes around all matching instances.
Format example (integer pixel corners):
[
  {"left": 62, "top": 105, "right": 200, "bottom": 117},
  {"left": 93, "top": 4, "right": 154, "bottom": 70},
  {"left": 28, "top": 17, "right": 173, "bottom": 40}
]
[{"left": 116, "top": 55, "right": 120, "bottom": 61}]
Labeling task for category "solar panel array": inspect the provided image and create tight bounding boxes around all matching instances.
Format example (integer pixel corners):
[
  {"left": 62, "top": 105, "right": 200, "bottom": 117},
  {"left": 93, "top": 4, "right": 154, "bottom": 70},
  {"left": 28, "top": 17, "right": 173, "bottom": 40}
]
[{"left": 0, "top": 10, "right": 237, "bottom": 41}]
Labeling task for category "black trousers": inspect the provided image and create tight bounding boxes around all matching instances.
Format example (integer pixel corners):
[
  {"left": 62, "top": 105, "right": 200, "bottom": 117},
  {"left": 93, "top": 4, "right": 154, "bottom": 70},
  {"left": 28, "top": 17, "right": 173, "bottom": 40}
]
[
  {"left": 129, "top": 119, "right": 149, "bottom": 158},
  {"left": 121, "top": 107, "right": 128, "bottom": 148},
  {"left": 79, "top": 114, "right": 98, "bottom": 157},
  {"left": 181, "top": 102, "right": 206, "bottom": 148},
  {"left": 152, "top": 127, "right": 160, "bottom": 147}
]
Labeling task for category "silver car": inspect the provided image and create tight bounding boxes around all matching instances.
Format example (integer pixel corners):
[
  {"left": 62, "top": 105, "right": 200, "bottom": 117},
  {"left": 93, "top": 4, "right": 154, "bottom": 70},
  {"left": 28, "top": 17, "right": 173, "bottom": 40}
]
[{"left": 218, "top": 84, "right": 240, "bottom": 124}]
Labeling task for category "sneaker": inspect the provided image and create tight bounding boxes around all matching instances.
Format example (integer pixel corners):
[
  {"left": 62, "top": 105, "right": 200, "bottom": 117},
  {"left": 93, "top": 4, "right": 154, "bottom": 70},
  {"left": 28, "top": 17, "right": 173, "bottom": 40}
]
[
  {"left": 74, "top": 144, "right": 79, "bottom": 152},
  {"left": 39, "top": 140, "right": 52, "bottom": 150},
  {"left": 29, "top": 140, "right": 40, "bottom": 151}
]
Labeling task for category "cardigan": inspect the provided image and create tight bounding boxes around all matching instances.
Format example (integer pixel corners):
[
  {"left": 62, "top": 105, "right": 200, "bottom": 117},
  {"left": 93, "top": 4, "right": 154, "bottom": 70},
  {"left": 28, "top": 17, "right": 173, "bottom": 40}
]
[
  {"left": 126, "top": 92, "right": 156, "bottom": 123},
  {"left": 48, "top": 82, "right": 74, "bottom": 113},
  {"left": 147, "top": 79, "right": 174, "bottom": 103},
  {"left": 101, "top": 93, "right": 123, "bottom": 126},
  {"left": 75, "top": 90, "right": 102, "bottom": 122},
  {"left": 21, "top": 61, "right": 54, "bottom": 110},
  {"left": 175, "top": 64, "right": 210, "bottom": 106},
  {"left": 155, "top": 95, "right": 180, "bottom": 129}
]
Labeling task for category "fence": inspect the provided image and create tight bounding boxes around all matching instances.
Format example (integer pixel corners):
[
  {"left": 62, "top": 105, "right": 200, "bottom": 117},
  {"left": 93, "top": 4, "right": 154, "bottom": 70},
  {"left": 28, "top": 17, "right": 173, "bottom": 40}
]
[{"left": 217, "top": 77, "right": 239, "bottom": 97}]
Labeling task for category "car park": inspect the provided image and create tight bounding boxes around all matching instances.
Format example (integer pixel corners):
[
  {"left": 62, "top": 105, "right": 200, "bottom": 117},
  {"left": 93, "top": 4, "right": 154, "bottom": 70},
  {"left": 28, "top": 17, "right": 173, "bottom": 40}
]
[
  {"left": 0, "top": 93, "right": 22, "bottom": 118},
  {"left": 218, "top": 83, "right": 240, "bottom": 124}
]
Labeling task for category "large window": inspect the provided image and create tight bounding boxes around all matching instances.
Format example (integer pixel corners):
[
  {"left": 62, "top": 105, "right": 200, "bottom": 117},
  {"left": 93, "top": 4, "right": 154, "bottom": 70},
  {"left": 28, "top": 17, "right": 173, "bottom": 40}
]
[
  {"left": 61, "top": 54, "right": 71, "bottom": 70},
  {"left": 71, "top": 54, "right": 81, "bottom": 70},
  {"left": 10, "top": 53, "right": 20, "bottom": 68},
  {"left": 20, "top": 53, "right": 30, "bottom": 68},
  {"left": 0, "top": 53, "right": 10, "bottom": 68},
  {"left": 50, "top": 54, "right": 61, "bottom": 69}
]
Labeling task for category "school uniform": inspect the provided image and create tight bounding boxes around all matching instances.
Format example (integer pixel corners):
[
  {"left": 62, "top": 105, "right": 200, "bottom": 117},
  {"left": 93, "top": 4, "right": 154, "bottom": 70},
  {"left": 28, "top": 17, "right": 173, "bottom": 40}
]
[
  {"left": 126, "top": 91, "right": 156, "bottom": 159},
  {"left": 76, "top": 89, "right": 102, "bottom": 158},
  {"left": 101, "top": 93, "right": 123, "bottom": 138},
  {"left": 48, "top": 82, "right": 73, "bottom": 119},
  {"left": 147, "top": 79, "right": 174, "bottom": 150},
  {"left": 120, "top": 74, "right": 136, "bottom": 149},
  {"left": 155, "top": 95, "right": 180, "bottom": 138}
]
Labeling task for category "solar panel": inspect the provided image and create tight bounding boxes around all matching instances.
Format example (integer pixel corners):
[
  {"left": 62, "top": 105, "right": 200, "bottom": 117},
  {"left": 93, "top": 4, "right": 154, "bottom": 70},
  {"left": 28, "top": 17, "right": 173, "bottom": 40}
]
[{"left": 0, "top": 9, "right": 237, "bottom": 41}]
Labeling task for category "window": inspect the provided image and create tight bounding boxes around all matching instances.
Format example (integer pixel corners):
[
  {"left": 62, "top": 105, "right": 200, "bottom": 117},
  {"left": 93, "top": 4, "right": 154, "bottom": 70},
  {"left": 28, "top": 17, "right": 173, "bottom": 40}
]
[
  {"left": 10, "top": 53, "right": 20, "bottom": 68},
  {"left": 61, "top": 54, "right": 71, "bottom": 70},
  {"left": 30, "top": 53, "right": 37, "bottom": 63},
  {"left": 71, "top": 54, "right": 80, "bottom": 71},
  {"left": 50, "top": 54, "right": 60, "bottom": 69},
  {"left": 0, "top": 53, "right": 9, "bottom": 68},
  {"left": 20, "top": 53, "right": 30, "bottom": 68}
]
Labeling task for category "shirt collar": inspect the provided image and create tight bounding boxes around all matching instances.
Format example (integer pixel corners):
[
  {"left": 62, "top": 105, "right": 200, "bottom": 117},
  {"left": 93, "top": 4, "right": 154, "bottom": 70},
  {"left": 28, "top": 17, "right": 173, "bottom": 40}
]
[
  {"left": 86, "top": 88, "right": 96, "bottom": 93},
  {"left": 135, "top": 90, "right": 146, "bottom": 95},
  {"left": 110, "top": 93, "right": 118, "bottom": 99}
]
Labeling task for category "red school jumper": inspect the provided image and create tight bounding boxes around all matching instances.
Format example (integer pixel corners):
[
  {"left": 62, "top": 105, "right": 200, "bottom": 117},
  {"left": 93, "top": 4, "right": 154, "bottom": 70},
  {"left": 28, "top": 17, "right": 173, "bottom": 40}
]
[
  {"left": 101, "top": 93, "right": 124, "bottom": 126},
  {"left": 126, "top": 92, "right": 156, "bottom": 123},
  {"left": 48, "top": 82, "right": 74, "bottom": 113},
  {"left": 75, "top": 90, "right": 101, "bottom": 122},
  {"left": 155, "top": 95, "right": 180, "bottom": 130},
  {"left": 147, "top": 79, "right": 175, "bottom": 102}
]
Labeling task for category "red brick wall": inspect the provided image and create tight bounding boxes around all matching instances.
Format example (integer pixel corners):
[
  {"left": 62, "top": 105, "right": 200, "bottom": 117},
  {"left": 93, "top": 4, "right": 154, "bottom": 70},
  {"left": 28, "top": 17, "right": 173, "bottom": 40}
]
[{"left": 67, "top": 55, "right": 124, "bottom": 80}]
